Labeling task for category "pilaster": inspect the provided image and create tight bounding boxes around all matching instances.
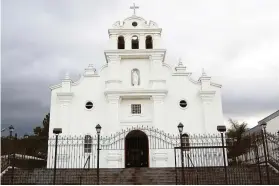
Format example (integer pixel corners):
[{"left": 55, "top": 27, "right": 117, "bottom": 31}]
[
  {"left": 149, "top": 54, "right": 165, "bottom": 88},
  {"left": 199, "top": 70, "right": 216, "bottom": 133},
  {"left": 139, "top": 34, "right": 145, "bottom": 49},
  {"left": 153, "top": 34, "right": 161, "bottom": 49},
  {"left": 106, "top": 56, "right": 122, "bottom": 90},
  {"left": 109, "top": 34, "right": 117, "bottom": 49},
  {"left": 124, "top": 34, "right": 131, "bottom": 50},
  {"left": 106, "top": 95, "right": 120, "bottom": 134},
  {"left": 151, "top": 95, "right": 165, "bottom": 129}
]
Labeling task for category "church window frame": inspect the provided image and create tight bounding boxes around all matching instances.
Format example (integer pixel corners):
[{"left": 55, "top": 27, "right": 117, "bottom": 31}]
[
  {"left": 85, "top": 101, "right": 94, "bottom": 110},
  {"left": 118, "top": 35, "right": 125, "bottom": 49},
  {"left": 84, "top": 135, "right": 92, "bottom": 153},
  {"left": 131, "top": 35, "right": 139, "bottom": 49},
  {"left": 145, "top": 35, "right": 153, "bottom": 49},
  {"left": 179, "top": 99, "right": 188, "bottom": 110},
  {"left": 131, "top": 104, "right": 141, "bottom": 114}
]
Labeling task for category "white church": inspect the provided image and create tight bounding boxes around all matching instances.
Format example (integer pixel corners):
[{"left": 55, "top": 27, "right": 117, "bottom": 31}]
[{"left": 48, "top": 5, "right": 225, "bottom": 169}]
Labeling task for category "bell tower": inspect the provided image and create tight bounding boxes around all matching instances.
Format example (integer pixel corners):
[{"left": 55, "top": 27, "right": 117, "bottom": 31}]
[
  {"left": 107, "top": 4, "right": 163, "bottom": 50},
  {"left": 104, "top": 4, "right": 167, "bottom": 91}
]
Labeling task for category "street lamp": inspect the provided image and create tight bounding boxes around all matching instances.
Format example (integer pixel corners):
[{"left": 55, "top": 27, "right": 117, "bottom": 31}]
[
  {"left": 261, "top": 122, "right": 270, "bottom": 184},
  {"left": 11, "top": 133, "right": 18, "bottom": 184},
  {"left": 217, "top": 125, "right": 228, "bottom": 185},
  {"left": 177, "top": 123, "right": 185, "bottom": 185},
  {"left": 8, "top": 125, "right": 14, "bottom": 180},
  {"left": 9, "top": 125, "right": 14, "bottom": 139},
  {"left": 96, "top": 124, "right": 101, "bottom": 185},
  {"left": 53, "top": 128, "right": 62, "bottom": 185}
]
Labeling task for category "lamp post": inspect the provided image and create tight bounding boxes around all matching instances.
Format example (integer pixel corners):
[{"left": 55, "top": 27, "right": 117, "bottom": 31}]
[
  {"left": 217, "top": 125, "right": 228, "bottom": 185},
  {"left": 9, "top": 125, "right": 14, "bottom": 139},
  {"left": 261, "top": 122, "right": 270, "bottom": 184},
  {"left": 53, "top": 128, "right": 62, "bottom": 185},
  {"left": 8, "top": 125, "right": 14, "bottom": 180},
  {"left": 96, "top": 124, "right": 101, "bottom": 185},
  {"left": 11, "top": 133, "right": 17, "bottom": 185},
  {"left": 177, "top": 123, "right": 185, "bottom": 185}
]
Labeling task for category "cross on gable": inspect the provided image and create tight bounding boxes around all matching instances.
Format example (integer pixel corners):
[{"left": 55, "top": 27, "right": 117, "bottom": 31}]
[{"left": 130, "top": 3, "right": 139, "bottom": 15}]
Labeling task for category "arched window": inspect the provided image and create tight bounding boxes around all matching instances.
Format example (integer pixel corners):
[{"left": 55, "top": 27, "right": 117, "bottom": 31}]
[
  {"left": 182, "top": 133, "right": 190, "bottom": 151},
  {"left": 118, "top": 36, "right": 125, "bottom": 49},
  {"left": 145, "top": 35, "right": 153, "bottom": 49},
  {"left": 131, "top": 35, "right": 139, "bottom": 49},
  {"left": 84, "top": 135, "right": 92, "bottom": 153}
]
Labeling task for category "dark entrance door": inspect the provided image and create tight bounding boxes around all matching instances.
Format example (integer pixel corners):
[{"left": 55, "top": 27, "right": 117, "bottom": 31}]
[{"left": 125, "top": 130, "right": 149, "bottom": 168}]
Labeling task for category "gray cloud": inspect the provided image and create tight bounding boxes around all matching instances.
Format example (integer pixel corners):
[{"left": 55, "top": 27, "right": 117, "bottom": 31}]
[{"left": 2, "top": 0, "right": 279, "bottom": 135}]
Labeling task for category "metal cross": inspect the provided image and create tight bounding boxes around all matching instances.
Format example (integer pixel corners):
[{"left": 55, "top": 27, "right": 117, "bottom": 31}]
[{"left": 130, "top": 3, "right": 139, "bottom": 15}]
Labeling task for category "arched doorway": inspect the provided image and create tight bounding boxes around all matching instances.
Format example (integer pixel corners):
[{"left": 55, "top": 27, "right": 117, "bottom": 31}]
[{"left": 125, "top": 130, "right": 149, "bottom": 168}]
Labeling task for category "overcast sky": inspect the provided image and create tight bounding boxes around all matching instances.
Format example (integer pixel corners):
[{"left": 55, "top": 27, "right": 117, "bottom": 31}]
[{"left": 1, "top": 0, "right": 279, "bottom": 136}]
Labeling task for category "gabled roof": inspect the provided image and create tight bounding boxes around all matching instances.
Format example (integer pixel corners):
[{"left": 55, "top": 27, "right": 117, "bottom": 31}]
[{"left": 258, "top": 110, "right": 279, "bottom": 125}]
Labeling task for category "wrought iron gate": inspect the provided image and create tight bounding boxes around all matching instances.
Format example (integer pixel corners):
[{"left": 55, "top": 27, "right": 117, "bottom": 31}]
[{"left": 174, "top": 141, "right": 272, "bottom": 185}]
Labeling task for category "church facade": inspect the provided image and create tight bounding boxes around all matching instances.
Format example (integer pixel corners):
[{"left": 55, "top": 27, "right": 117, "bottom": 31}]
[{"left": 48, "top": 9, "right": 224, "bottom": 168}]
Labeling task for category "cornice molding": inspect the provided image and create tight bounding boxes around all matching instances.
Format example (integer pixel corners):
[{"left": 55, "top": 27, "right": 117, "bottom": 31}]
[
  {"left": 50, "top": 84, "right": 62, "bottom": 90},
  {"left": 104, "top": 49, "right": 166, "bottom": 63},
  {"left": 200, "top": 90, "right": 216, "bottom": 103},
  {"left": 57, "top": 92, "right": 74, "bottom": 103},
  {"left": 105, "top": 89, "right": 168, "bottom": 98},
  {"left": 108, "top": 29, "right": 162, "bottom": 35}
]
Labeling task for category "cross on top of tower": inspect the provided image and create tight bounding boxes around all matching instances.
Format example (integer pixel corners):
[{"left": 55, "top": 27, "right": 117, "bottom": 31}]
[{"left": 130, "top": 3, "right": 139, "bottom": 15}]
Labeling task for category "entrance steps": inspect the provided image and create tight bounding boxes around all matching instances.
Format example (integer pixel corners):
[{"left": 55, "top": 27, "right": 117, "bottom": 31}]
[{"left": 1, "top": 166, "right": 279, "bottom": 185}]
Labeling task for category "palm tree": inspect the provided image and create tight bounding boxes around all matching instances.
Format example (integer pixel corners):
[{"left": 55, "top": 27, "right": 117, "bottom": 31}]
[
  {"left": 226, "top": 119, "right": 250, "bottom": 165},
  {"left": 227, "top": 119, "right": 248, "bottom": 141}
]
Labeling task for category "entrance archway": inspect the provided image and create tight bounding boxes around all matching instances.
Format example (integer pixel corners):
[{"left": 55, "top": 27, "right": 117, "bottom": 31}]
[{"left": 125, "top": 130, "right": 149, "bottom": 168}]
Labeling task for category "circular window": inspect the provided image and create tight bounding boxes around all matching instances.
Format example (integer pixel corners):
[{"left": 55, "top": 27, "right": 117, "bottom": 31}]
[
  {"left": 85, "top": 101, "right": 93, "bottom": 110},
  {"left": 179, "top": 100, "right": 187, "bottom": 108},
  {"left": 132, "top": 22, "right": 138, "bottom": 27}
]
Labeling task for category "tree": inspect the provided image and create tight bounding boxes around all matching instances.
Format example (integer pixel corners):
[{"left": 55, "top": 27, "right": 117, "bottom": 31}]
[
  {"left": 226, "top": 119, "right": 248, "bottom": 141},
  {"left": 226, "top": 119, "right": 250, "bottom": 165},
  {"left": 33, "top": 113, "right": 50, "bottom": 137}
]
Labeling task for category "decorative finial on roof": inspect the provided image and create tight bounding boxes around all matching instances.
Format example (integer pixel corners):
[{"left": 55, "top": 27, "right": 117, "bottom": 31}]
[
  {"left": 178, "top": 57, "right": 183, "bottom": 66},
  {"left": 130, "top": 3, "right": 139, "bottom": 15},
  {"left": 64, "top": 72, "right": 70, "bottom": 80},
  {"left": 202, "top": 68, "right": 207, "bottom": 77},
  {"left": 88, "top": 64, "right": 94, "bottom": 69}
]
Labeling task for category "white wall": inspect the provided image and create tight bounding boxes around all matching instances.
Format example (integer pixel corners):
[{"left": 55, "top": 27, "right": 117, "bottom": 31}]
[{"left": 267, "top": 116, "right": 279, "bottom": 133}]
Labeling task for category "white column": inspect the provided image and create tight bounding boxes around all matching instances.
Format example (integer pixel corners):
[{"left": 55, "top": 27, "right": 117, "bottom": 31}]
[
  {"left": 106, "top": 95, "right": 120, "bottom": 135},
  {"left": 125, "top": 34, "right": 131, "bottom": 50},
  {"left": 199, "top": 73, "right": 215, "bottom": 133},
  {"left": 152, "top": 95, "right": 165, "bottom": 129},
  {"left": 153, "top": 34, "right": 161, "bottom": 49},
  {"left": 139, "top": 34, "right": 145, "bottom": 49},
  {"left": 57, "top": 99, "right": 72, "bottom": 134},
  {"left": 109, "top": 34, "right": 117, "bottom": 49},
  {"left": 150, "top": 55, "right": 163, "bottom": 80},
  {"left": 201, "top": 102, "right": 209, "bottom": 133},
  {"left": 106, "top": 56, "right": 121, "bottom": 89}
]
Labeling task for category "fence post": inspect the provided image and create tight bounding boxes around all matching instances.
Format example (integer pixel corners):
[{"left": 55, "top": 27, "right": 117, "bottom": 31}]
[
  {"left": 179, "top": 134, "right": 185, "bottom": 185},
  {"left": 53, "top": 128, "right": 62, "bottom": 185},
  {"left": 261, "top": 123, "right": 270, "bottom": 184},
  {"left": 11, "top": 133, "right": 17, "bottom": 185},
  {"left": 254, "top": 144, "right": 262, "bottom": 184},
  {"left": 221, "top": 132, "right": 228, "bottom": 185},
  {"left": 174, "top": 148, "right": 178, "bottom": 185},
  {"left": 217, "top": 125, "right": 228, "bottom": 185}
]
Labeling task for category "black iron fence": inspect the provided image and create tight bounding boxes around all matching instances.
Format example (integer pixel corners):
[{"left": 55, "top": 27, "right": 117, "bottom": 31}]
[
  {"left": 1, "top": 125, "right": 279, "bottom": 185},
  {"left": 174, "top": 131, "right": 279, "bottom": 185}
]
